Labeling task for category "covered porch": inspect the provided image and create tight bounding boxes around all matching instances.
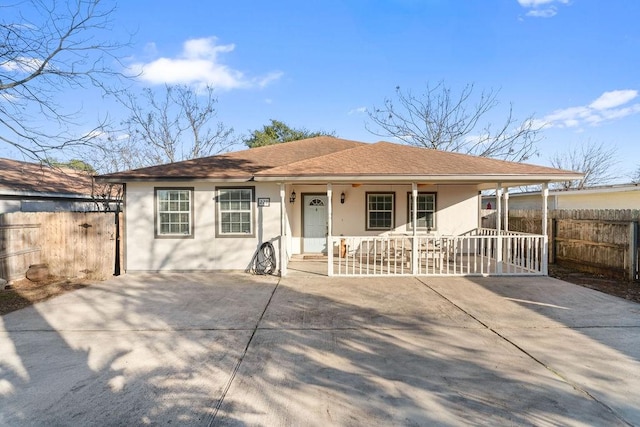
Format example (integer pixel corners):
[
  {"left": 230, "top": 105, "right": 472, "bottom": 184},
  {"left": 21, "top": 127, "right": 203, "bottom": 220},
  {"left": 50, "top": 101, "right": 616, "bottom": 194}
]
[
  {"left": 273, "top": 181, "right": 552, "bottom": 277},
  {"left": 250, "top": 139, "right": 581, "bottom": 278}
]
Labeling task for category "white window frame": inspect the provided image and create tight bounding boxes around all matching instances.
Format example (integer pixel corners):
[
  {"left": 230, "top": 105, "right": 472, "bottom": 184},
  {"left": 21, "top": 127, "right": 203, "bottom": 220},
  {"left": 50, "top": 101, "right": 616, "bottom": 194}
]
[
  {"left": 366, "top": 192, "right": 395, "bottom": 230},
  {"left": 217, "top": 187, "right": 255, "bottom": 237},
  {"left": 155, "top": 188, "right": 193, "bottom": 238}
]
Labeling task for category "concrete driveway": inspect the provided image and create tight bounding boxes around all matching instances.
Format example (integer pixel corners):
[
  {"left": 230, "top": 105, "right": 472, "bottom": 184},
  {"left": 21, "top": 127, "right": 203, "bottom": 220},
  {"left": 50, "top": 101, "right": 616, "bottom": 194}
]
[{"left": 1, "top": 272, "right": 639, "bottom": 426}]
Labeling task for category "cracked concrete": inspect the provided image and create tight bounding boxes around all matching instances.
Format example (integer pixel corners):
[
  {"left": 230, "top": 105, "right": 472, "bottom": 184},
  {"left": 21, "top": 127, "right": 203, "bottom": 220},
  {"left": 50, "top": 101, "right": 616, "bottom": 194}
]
[{"left": 1, "top": 271, "right": 639, "bottom": 426}]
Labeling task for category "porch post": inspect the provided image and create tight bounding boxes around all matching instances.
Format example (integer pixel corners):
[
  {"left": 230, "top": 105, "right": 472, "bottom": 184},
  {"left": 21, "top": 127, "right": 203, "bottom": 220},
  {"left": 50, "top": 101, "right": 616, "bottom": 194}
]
[
  {"left": 541, "top": 183, "right": 549, "bottom": 275},
  {"left": 327, "top": 183, "right": 333, "bottom": 276},
  {"left": 496, "top": 183, "right": 503, "bottom": 274},
  {"left": 412, "top": 183, "right": 418, "bottom": 274},
  {"left": 503, "top": 187, "right": 509, "bottom": 233},
  {"left": 279, "top": 183, "right": 287, "bottom": 277}
]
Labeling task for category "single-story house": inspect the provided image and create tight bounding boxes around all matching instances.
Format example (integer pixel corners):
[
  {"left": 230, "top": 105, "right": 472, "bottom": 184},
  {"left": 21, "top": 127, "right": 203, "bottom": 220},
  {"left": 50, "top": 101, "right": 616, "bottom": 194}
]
[
  {"left": 0, "top": 158, "right": 120, "bottom": 213},
  {"left": 96, "top": 137, "right": 582, "bottom": 277},
  {"left": 483, "top": 183, "right": 640, "bottom": 210}
]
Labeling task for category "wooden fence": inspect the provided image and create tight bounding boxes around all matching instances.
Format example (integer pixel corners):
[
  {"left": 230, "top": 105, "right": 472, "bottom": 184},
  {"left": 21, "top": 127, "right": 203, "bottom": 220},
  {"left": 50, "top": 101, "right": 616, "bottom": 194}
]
[
  {"left": 0, "top": 212, "right": 123, "bottom": 281},
  {"left": 482, "top": 209, "right": 640, "bottom": 281}
]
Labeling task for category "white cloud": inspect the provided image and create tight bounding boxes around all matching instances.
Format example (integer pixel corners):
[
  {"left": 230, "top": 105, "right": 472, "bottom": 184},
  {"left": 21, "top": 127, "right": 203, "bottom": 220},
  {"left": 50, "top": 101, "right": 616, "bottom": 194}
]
[
  {"left": 256, "top": 71, "right": 284, "bottom": 88},
  {"left": 129, "top": 37, "right": 282, "bottom": 90},
  {"left": 0, "top": 57, "right": 44, "bottom": 73},
  {"left": 540, "top": 89, "right": 640, "bottom": 129},
  {"left": 0, "top": 92, "right": 17, "bottom": 102},
  {"left": 517, "top": 0, "right": 567, "bottom": 6},
  {"left": 526, "top": 8, "right": 557, "bottom": 18},
  {"left": 589, "top": 90, "right": 638, "bottom": 110},
  {"left": 348, "top": 106, "right": 367, "bottom": 115},
  {"left": 517, "top": 0, "right": 570, "bottom": 18}
]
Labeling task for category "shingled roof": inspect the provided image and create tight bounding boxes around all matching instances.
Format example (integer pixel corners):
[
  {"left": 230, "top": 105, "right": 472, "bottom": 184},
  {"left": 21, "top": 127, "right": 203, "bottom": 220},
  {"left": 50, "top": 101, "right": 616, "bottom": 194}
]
[
  {"left": 97, "top": 136, "right": 582, "bottom": 186},
  {"left": 97, "top": 136, "right": 364, "bottom": 181},
  {"left": 0, "top": 158, "right": 95, "bottom": 196}
]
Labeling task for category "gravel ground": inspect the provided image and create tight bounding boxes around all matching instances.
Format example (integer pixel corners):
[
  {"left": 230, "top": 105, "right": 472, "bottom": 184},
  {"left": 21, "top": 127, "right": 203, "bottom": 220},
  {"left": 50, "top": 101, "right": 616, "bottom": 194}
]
[
  {"left": 0, "top": 277, "right": 89, "bottom": 315},
  {"left": 549, "top": 264, "right": 640, "bottom": 304}
]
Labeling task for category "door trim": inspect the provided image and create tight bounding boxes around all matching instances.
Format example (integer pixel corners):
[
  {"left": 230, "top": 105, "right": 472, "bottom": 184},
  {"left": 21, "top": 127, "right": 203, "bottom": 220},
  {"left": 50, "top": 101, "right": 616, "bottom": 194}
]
[{"left": 301, "top": 192, "right": 328, "bottom": 254}]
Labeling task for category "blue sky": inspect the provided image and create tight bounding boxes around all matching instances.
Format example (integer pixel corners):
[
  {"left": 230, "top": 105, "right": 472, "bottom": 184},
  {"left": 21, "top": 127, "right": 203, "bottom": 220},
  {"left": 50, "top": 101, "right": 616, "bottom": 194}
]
[{"left": 5, "top": 0, "right": 640, "bottom": 180}]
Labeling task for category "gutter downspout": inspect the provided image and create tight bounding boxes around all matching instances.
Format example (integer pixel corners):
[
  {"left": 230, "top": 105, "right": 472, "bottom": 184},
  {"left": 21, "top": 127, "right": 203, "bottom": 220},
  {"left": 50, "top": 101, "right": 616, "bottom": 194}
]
[{"left": 279, "top": 183, "right": 287, "bottom": 277}]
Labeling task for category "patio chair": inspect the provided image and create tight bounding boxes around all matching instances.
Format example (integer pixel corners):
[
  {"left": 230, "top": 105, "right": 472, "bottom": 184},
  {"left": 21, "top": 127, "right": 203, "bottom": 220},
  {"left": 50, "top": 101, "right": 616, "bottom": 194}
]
[
  {"left": 418, "top": 236, "right": 444, "bottom": 270},
  {"left": 384, "top": 238, "right": 411, "bottom": 268},
  {"left": 355, "top": 239, "right": 385, "bottom": 262}
]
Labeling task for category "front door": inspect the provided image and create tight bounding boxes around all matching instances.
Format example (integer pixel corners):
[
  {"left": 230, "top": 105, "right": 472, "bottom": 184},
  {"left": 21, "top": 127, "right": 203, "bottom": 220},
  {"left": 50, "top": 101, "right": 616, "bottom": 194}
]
[{"left": 303, "top": 195, "right": 328, "bottom": 253}]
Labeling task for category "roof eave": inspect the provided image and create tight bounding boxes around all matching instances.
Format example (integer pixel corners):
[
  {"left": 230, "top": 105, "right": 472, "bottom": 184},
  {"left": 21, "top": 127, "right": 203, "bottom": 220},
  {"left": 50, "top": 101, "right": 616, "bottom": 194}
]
[
  {"left": 95, "top": 176, "right": 252, "bottom": 184},
  {"left": 254, "top": 173, "right": 585, "bottom": 184}
]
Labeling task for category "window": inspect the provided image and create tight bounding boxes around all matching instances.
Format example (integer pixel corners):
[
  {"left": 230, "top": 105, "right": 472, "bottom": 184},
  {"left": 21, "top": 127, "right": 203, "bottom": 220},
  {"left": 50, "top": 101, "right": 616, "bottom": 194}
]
[
  {"left": 155, "top": 188, "right": 193, "bottom": 238},
  {"left": 217, "top": 187, "right": 254, "bottom": 236},
  {"left": 366, "top": 192, "right": 395, "bottom": 230},
  {"left": 407, "top": 192, "right": 436, "bottom": 230}
]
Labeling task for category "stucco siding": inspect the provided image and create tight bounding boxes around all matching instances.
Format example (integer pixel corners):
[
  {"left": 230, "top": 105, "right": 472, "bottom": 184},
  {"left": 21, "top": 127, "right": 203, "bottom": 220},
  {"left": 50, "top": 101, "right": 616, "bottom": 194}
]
[
  {"left": 125, "top": 182, "right": 283, "bottom": 272},
  {"left": 490, "top": 188, "right": 640, "bottom": 210},
  {"left": 125, "top": 181, "right": 481, "bottom": 270},
  {"left": 556, "top": 191, "right": 640, "bottom": 209},
  {"left": 287, "top": 183, "right": 479, "bottom": 254}
]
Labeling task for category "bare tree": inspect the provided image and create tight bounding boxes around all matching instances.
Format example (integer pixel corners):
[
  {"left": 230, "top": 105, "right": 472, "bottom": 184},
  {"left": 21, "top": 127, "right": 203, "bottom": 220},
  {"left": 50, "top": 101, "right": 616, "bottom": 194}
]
[
  {"left": 549, "top": 140, "right": 620, "bottom": 189},
  {"left": 367, "top": 82, "right": 543, "bottom": 162},
  {"left": 89, "top": 84, "right": 235, "bottom": 171},
  {"left": 0, "top": 0, "right": 128, "bottom": 160},
  {"left": 631, "top": 167, "right": 640, "bottom": 184}
]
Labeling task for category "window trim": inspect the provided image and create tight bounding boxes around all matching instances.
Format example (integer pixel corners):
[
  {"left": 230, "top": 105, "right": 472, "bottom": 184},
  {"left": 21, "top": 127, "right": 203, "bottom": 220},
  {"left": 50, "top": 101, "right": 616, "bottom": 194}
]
[
  {"left": 154, "top": 187, "right": 194, "bottom": 239},
  {"left": 215, "top": 186, "right": 256, "bottom": 238},
  {"left": 365, "top": 192, "right": 395, "bottom": 231},
  {"left": 406, "top": 192, "right": 437, "bottom": 231}
]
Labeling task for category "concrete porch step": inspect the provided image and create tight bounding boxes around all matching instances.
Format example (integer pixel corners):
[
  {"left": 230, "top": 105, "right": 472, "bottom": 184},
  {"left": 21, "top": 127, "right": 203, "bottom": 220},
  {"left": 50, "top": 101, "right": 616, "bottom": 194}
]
[{"left": 291, "top": 254, "right": 328, "bottom": 261}]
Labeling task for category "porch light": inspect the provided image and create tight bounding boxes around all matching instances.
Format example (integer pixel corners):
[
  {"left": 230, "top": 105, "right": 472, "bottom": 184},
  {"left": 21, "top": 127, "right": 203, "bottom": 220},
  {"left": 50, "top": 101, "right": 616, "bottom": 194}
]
[
  {"left": 340, "top": 192, "right": 345, "bottom": 204},
  {"left": 289, "top": 190, "right": 296, "bottom": 204}
]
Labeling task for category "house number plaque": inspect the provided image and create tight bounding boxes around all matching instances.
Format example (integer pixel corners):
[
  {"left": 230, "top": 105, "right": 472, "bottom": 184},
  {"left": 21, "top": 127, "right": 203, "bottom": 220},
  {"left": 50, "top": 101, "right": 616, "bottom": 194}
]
[{"left": 257, "top": 198, "right": 270, "bottom": 207}]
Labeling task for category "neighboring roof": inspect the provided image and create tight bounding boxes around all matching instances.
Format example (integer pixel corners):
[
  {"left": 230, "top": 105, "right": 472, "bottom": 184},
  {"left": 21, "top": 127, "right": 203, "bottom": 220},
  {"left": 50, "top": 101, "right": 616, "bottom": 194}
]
[
  {"left": 0, "top": 158, "right": 96, "bottom": 198},
  {"left": 96, "top": 137, "right": 583, "bottom": 188},
  {"left": 485, "top": 182, "right": 640, "bottom": 198}
]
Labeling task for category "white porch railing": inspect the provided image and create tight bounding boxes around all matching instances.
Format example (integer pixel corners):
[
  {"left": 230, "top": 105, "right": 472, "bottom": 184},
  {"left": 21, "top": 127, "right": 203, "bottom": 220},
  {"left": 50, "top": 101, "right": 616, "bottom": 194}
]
[{"left": 332, "top": 228, "right": 546, "bottom": 276}]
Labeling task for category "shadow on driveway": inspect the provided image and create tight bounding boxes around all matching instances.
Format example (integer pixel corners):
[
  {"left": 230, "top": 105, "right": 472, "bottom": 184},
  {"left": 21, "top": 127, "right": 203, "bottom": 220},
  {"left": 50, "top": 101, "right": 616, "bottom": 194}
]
[
  {"left": 215, "top": 275, "right": 634, "bottom": 426},
  {"left": 0, "top": 273, "right": 637, "bottom": 426}
]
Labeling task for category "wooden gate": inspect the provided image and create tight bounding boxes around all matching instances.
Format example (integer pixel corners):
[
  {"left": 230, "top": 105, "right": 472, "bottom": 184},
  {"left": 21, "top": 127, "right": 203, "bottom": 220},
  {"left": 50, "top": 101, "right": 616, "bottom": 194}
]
[{"left": 0, "top": 212, "right": 123, "bottom": 281}]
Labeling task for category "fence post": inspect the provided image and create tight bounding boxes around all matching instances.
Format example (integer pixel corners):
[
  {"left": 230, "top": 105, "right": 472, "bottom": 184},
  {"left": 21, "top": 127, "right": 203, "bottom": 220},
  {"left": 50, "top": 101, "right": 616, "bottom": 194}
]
[
  {"left": 549, "top": 218, "right": 557, "bottom": 264},
  {"left": 114, "top": 206, "right": 121, "bottom": 276},
  {"left": 629, "top": 221, "right": 638, "bottom": 282}
]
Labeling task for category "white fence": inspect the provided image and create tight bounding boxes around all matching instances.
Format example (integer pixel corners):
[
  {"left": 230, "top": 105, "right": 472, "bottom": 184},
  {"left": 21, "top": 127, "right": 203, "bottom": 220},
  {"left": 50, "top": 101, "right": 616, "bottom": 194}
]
[{"left": 331, "top": 229, "right": 546, "bottom": 277}]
